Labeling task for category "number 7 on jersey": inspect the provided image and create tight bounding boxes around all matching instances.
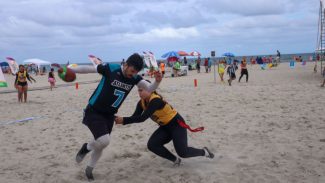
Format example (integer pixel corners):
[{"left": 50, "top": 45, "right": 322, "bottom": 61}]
[{"left": 112, "top": 89, "right": 125, "bottom": 108}]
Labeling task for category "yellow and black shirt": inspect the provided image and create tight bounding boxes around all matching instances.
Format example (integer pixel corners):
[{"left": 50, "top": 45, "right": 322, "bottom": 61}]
[
  {"left": 123, "top": 93, "right": 178, "bottom": 126},
  {"left": 15, "top": 71, "right": 32, "bottom": 85}
]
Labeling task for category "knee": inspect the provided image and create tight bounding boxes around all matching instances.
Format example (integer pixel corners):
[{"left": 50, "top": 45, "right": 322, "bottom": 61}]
[
  {"left": 99, "top": 135, "right": 110, "bottom": 148},
  {"left": 96, "top": 135, "right": 110, "bottom": 149}
]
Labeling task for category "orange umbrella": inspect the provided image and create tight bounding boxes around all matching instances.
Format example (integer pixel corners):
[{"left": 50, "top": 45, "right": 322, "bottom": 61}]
[{"left": 178, "top": 51, "right": 189, "bottom": 56}]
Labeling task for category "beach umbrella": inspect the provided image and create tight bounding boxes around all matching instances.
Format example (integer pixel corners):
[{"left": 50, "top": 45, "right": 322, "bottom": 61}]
[
  {"left": 222, "top": 52, "right": 235, "bottom": 57},
  {"left": 189, "top": 51, "right": 201, "bottom": 56},
  {"left": 161, "top": 51, "right": 179, "bottom": 58},
  {"left": 178, "top": 51, "right": 189, "bottom": 56}
]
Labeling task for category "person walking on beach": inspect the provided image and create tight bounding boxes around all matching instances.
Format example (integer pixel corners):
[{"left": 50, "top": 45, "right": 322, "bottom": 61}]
[
  {"left": 196, "top": 57, "right": 201, "bottom": 73},
  {"left": 75, "top": 53, "right": 162, "bottom": 181},
  {"left": 208, "top": 57, "right": 212, "bottom": 72},
  {"left": 173, "top": 60, "right": 181, "bottom": 77},
  {"left": 218, "top": 60, "right": 226, "bottom": 83},
  {"left": 227, "top": 62, "right": 238, "bottom": 86},
  {"left": 184, "top": 56, "right": 187, "bottom": 65},
  {"left": 204, "top": 58, "right": 209, "bottom": 73},
  {"left": 14, "top": 65, "right": 36, "bottom": 103},
  {"left": 160, "top": 62, "right": 165, "bottom": 77},
  {"left": 48, "top": 68, "right": 56, "bottom": 91},
  {"left": 115, "top": 86, "right": 214, "bottom": 166},
  {"left": 238, "top": 58, "right": 248, "bottom": 83},
  {"left": 276, "top": 50, "right": 281, "bottom": 63}
]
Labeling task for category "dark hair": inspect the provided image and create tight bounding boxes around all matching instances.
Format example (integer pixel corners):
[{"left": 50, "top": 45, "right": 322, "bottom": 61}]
[
  {"left": 51, "top": 68, "right": 54, "bottom": 72},
  {"left": 19, "top": 64, "right": 24, "bottom": 68},
  {"left": 126, "top": 53, "right": 144, "bottom": 71}
]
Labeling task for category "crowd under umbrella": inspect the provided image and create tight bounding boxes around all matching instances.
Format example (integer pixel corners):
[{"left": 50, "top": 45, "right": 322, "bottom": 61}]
[{"left": 162, "top": 51, "right": 180, "bottom": 64}]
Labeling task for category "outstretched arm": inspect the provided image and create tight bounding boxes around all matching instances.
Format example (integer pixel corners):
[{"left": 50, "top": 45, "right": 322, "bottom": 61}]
[
  {"left": 26, "top": 73, "right": 36, "bottom": 83},
  {"left": 137, "top": 71, "right": 162, "bottom": 92}
]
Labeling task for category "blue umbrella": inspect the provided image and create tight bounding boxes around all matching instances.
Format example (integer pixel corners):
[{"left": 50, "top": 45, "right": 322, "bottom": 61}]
[
  {"left": 222, "top": 52, "right": 235, "bottom": 57},
  {"left": 161, "top": 51, "right": 179, "bottom": 58}
]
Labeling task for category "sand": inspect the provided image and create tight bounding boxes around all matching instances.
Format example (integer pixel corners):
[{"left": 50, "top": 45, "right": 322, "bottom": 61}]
[{"left": 0, "top": 63, "right": 325, "bottom": 183}]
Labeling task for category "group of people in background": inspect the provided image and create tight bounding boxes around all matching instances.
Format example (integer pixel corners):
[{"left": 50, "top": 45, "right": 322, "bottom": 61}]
[{"left": 217, "top": 58, "right": 248, "bottom": 86}]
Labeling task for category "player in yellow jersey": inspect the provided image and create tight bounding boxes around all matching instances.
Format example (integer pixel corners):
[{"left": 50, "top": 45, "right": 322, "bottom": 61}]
[
  {"left": 14, "top": 65, "right": 36, "bottom": 102},
  {"left": 115, "top": 85, "right": 214, "bottom": 166}
]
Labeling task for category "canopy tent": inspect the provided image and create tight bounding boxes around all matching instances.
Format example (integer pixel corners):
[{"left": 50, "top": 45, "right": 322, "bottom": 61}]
[
  {"left": 23, "top": 58, "right": 51, "bottom": 66},
  {"left": 23, "top": 58, "right": 52, "bottom": 74}
]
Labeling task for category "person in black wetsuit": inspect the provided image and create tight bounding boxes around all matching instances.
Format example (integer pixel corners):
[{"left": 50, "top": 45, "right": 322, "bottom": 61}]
[
  {"left": 115, "top": 87, "right": 214, "bottom": 166},
  {"left": 75, "top": 53, "right": 162, "bottom": 181}
]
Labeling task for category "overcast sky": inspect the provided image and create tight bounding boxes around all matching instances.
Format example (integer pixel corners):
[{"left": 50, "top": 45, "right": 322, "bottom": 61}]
[{"left": 0, "top": 0, "right": 319, "bottom": 63}]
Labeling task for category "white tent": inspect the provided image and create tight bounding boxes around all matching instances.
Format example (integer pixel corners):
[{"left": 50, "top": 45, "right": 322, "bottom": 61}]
[{"left": 23, "top": 58, "right": 52, "bottom": 73}]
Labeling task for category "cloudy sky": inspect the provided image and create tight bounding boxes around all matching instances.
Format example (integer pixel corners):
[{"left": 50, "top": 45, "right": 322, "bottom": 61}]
[{"left": 0, "top": 0, "right": 319, "bottom": 63}]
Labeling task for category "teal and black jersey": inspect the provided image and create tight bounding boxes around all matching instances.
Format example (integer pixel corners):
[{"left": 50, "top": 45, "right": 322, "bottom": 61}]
[{"left": 88, "top": 63, "right": 143, "bottom": 114}]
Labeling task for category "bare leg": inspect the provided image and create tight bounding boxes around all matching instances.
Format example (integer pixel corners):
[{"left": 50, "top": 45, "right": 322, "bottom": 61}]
[
  {"left": 219, "top": 73, "right": 224, "bottom": 82},
  {"left": 23, "top": 86, "right": 28, "bottom": 103},
  {"left": 17, "top": 86, "right": 23, "bottom": 102}
]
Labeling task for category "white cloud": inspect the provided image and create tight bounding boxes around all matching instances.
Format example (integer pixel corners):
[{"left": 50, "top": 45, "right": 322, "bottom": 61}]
[{"left": 123, "top": 27, "right": 199, "bottom": 42}]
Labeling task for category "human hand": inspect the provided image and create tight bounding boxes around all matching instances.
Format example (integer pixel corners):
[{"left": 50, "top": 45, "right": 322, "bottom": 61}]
[
  {"left": 93, "top": 57, "right": 102, "bottom": 65},
  {"left": 115, "top": 116, "right": 124, "bottom": 125},
  {"left": 154, "top": 71, "right": 162, "bottom": 82}
]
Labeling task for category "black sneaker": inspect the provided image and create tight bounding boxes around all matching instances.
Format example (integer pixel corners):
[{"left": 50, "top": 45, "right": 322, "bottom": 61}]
[
  {"left": 76, "top": 143, "right": 90, "bottom": 163},
  {"left": 85, "top": 166, "right": 94, "bottom": 181},
  {"left": 173, "top": 158, "right": 181, "bottom": 167},
  {"left": 203, "top": 147, "right": 214, "bottom": 159}
]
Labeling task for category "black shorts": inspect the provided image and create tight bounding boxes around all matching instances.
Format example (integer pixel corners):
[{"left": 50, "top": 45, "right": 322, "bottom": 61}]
[
  {"left": 241, "top": 69, "right": 248, "bottom": 75},
  {"left": 17, "top": 81, "right": 27, "bottom": 87},
  {"left": 230, "top": 73, "right": 236, "bottom": 79},
  {"left": 82, "top": 105, "right": 115, "bottom": 139},
  {"left": 162, "top": 71, "right": 165, "bottom": 75}
]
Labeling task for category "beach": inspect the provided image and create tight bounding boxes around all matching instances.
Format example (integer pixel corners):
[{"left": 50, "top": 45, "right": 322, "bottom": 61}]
[{"left": 0, "top": 63, "right": 325, "bottom": 183}]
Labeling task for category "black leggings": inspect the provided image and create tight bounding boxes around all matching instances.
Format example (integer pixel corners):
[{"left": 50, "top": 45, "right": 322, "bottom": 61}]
[
  {"left": 239, "top": 69, "right": 248, "bottom": 82},
  {"left": 147, "top": 114, "right": 204, "bottom": 162}
]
